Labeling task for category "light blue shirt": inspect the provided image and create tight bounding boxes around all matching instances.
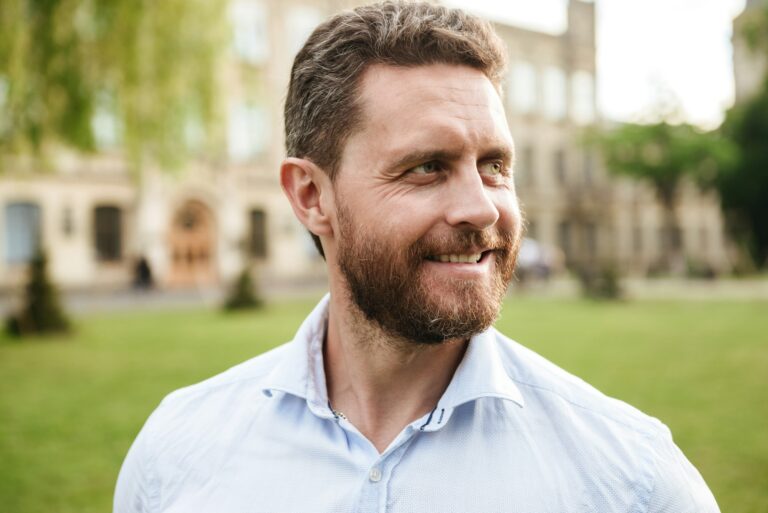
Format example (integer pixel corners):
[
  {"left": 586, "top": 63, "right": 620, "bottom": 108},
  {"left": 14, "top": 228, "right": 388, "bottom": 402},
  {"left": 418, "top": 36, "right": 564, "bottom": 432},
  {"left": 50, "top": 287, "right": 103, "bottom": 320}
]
[{"left": 115, "top": 295, "right": 719, "bottom": 512}]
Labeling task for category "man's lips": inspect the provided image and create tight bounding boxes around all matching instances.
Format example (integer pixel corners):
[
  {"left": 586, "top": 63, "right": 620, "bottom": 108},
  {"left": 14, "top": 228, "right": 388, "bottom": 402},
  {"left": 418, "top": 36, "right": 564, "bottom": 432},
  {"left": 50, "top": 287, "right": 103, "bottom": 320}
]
[{"left": 424, "top": 250, "right": 494, "bottom": 263}]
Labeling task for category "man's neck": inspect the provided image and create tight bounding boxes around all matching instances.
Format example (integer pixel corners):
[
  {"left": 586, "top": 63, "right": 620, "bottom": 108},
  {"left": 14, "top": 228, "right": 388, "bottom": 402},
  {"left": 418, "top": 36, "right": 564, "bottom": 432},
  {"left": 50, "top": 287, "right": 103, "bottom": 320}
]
[{"left": 323, "top": 289, "right": 468, "bottom": 454}]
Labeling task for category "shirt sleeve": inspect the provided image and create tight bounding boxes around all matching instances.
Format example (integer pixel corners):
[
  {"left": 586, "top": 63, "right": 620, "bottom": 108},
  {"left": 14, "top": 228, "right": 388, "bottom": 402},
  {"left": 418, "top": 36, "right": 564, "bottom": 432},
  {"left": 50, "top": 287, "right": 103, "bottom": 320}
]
[
  {"left": 644, "top": 426, "right": 720, "bottom": 513},
  {"left": 113, "top": 410, "right": 161, "bottom": 513}
]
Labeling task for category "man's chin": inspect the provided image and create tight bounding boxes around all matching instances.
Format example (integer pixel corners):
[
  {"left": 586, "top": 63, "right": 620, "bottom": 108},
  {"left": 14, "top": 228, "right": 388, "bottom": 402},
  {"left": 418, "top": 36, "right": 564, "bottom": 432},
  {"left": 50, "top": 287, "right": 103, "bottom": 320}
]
[
  {"left": 417, "top": 270, "right": 507, "bottom": 310},
  {"left": 394, "top": 280, "right": 506, "bottom": 344}
]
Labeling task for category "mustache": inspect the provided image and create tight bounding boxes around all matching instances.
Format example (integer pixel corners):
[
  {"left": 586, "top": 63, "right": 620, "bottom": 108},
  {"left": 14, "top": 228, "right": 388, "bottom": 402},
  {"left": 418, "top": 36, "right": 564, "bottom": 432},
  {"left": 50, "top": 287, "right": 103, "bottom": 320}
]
[{"left": 408, "top": 229, "right": 519, "bottom": 258}]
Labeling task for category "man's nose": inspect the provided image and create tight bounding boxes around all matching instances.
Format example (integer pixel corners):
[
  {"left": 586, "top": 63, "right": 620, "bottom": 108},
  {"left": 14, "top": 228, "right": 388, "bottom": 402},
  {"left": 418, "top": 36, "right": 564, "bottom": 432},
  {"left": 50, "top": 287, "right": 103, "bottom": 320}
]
[{"left": 443, "top": 167, "right": 500, "bottom": 230}]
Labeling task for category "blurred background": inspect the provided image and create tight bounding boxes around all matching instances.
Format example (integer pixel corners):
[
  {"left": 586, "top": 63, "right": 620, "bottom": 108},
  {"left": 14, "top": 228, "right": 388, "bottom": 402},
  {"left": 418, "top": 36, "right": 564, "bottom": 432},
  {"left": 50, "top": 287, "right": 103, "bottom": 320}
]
[{"left": 0, "top": 0, "right": 766, "bottom": 512}]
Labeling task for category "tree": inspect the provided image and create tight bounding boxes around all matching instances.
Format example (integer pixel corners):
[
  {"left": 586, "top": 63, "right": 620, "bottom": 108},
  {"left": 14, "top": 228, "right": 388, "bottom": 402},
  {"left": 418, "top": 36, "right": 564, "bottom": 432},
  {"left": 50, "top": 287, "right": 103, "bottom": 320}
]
[
  {"left": 5, "top": 250, "right": 71, "bottom": 337},
  {"left": 589, "top": 122, "right": 736, "bottom": 273},
  {"left": 712, "top": 2, "right": 768, "bottom": 269},
  {"left": 0, "top": 0, "right": 228, "bottom": 171},
  {"left": 718, "top": 84, "right": 768, "bottom": 269}
]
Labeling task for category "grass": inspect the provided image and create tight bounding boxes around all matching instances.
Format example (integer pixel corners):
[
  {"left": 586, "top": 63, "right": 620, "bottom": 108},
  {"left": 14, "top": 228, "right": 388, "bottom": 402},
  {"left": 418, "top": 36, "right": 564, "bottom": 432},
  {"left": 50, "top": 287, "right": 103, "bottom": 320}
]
[{"left": 1, "top": 297, "right": 766, "bottom": 513}]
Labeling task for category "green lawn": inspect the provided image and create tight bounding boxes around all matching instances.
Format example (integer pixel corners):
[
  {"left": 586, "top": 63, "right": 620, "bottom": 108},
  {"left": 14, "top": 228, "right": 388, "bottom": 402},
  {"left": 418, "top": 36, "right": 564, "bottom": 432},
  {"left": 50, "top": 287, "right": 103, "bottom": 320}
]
[{"left": 1, "top": 297, "right": 766, "bottom": 513}]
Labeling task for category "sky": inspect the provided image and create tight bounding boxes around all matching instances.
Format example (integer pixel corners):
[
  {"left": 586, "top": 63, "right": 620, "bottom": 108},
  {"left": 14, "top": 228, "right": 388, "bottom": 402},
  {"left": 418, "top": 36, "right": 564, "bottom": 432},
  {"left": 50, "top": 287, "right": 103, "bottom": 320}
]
[{"left": 447, "top": 0, "right": 748, "bottom": 128}]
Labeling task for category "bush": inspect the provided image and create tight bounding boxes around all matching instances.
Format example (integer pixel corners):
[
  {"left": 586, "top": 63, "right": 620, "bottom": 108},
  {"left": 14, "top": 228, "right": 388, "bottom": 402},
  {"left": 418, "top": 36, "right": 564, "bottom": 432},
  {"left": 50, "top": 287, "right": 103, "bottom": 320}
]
[
  {"left": 223, "top": 265, "right": 263, "bottom": 311},
  {"left": 577, "top": 264, "right": 623, "bottom": 300},
  {"left": 686, "top": 259, "right": 717, "bottom": 280},
  {"left": 5, "top": 251, "right": 71, "bottom": 337}
]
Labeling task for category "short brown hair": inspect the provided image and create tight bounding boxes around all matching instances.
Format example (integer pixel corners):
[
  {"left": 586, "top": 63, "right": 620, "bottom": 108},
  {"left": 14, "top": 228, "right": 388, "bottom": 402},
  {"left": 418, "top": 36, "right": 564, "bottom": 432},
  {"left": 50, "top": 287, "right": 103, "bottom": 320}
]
[{"left": 284, "top": 0, "right": 508, "bottom": 255}]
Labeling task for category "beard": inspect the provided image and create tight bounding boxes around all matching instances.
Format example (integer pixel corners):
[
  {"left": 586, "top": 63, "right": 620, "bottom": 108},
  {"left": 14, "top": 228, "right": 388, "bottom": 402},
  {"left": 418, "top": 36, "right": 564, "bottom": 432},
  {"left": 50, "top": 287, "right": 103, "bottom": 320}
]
[{"left": 336, "top": 205, "right": 521, "bottom": 345}]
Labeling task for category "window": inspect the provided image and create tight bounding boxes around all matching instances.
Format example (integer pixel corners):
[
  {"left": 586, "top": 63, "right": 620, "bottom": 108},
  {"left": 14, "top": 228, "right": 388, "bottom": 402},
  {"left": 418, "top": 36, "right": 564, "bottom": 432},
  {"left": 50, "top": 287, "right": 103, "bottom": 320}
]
[
  {"left": 94, "top": 206, "right": 122, "bottom": 262},
  {"left": 91, "top": 91, "right": 120, "bottom": 149},
  {"left": 62, "top": 206, "right": 74, "bottom": 237},
  {"left": 230, "top": 0, "right": 269, "bottom": 64},
  {"left": 554, "top": 149, "right": 567, "bottom": 184},
  {"left": 570, "top": 71, "right": 595, "bottom": 125},
  {"left": 249, "top": 209, "right": 267, "bottom": 259},
  {"left": 228, "top": 103, "right": 268, "bottom": 162},
  {"left": 633, "top": 226, "right": 643, "bottom": 253},
  {"left": 542, "top": 66, "right": 567, "bottom": 120},
  {"left": 585, "top": 222, "right": 597, "bottom": 258},
  {"left": 515, "top": 145, "right": 535, "bottom": 187},
  {"left": 583, "top": 151, "right": 595, "bottom": 185},
  {"left": 508, "top": 62, "right": 537, "bottom": 114},
  {"left": 558, "top": 221, "right": 571, "bottom": 255},
  {"left": 659, "top": 226, "right": 681, "bottom": 254},
  {"left": 4, "top": 202, "right": 41, "bottom": 264}
]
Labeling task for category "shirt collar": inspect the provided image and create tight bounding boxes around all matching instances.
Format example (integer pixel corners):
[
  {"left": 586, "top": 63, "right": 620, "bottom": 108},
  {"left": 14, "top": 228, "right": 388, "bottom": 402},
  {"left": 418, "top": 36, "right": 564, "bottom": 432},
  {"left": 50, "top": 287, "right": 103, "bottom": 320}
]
[
  {"left": 262, "top": 294, "right": 525, "bottom": 422},
  {"left": 261, "top": 294, "right": 332, "bottom": 416},
  {"left": 438, "top": 327, "right": 525, "bottom": 407}
]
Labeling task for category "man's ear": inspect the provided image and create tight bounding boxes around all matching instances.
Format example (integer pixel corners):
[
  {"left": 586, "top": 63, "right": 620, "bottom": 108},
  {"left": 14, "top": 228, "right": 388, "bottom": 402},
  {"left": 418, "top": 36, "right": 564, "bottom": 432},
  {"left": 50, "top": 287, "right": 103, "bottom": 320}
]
[{"left": 280, "top": 157, "right": 334, "bottom": 239}]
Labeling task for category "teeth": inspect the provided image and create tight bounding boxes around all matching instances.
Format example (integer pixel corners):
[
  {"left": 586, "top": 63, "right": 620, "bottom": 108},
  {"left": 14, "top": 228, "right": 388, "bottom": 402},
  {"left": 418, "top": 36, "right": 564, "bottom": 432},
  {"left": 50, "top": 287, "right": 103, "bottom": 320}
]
[{"left": 434, "top": 253, "right": 482, "bottom": 263}]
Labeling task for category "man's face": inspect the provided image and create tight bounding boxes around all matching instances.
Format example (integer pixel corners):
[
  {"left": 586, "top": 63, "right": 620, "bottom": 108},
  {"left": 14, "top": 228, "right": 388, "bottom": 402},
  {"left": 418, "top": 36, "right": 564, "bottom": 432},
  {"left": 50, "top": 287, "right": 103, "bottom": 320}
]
[{"left": 329, "top": 64, "right": 523, "bottom": 344}]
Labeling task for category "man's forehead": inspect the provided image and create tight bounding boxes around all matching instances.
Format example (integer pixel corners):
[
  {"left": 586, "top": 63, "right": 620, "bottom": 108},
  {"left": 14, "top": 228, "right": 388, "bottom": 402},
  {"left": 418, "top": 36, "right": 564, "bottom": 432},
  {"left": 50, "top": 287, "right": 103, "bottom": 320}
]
[
  {"left": 357, "top": 63, "right": 502, "bottom": 111},
  {"left": 355, "top": 64, "right": 503, "bottom": 135}
]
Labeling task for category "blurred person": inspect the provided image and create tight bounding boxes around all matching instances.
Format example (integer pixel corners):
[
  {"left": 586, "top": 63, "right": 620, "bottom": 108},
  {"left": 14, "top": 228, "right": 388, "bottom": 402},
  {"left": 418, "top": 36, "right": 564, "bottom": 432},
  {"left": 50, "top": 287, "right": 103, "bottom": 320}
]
[
  {"left": 114, "top": 2, "right": 719, "bottom": 511},
  {"left": 132, "top": 256, "right": 154, "bottom": 290}
]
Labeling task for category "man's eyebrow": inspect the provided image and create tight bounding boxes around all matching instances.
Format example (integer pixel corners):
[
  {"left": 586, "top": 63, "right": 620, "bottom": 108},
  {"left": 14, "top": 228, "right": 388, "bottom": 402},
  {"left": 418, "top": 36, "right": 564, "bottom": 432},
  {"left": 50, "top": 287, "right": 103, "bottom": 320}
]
[
  {"left": 385, "top": 146, "right": 515, "bottom": 174},
  {"left": 481, "top": 146, "right": 515, "bottom": 164},
  {"left": 385, "top": 149, "right": 463, "bottom": 173}
]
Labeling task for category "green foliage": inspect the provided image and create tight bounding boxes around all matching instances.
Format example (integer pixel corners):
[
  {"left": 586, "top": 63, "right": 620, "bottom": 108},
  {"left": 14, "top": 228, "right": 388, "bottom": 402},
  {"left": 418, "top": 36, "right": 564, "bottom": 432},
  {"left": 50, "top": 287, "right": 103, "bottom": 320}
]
[
  {"left": 5, "top": 251, "right": 71, "bottom": 337},
  {"left": 0, "top": 0, "right": 229, "bottom": 171},
  {"left": 588, "top": 121, "right": 737, "bottom": 273},
  {"left": 577, "top": 264, "right": 623, "bottom": 300},
  {"left": 713, "top": 3, "right": 768, "bottom": 269},
  {"left": 223, "top": 266, "right": 263, "bottom": 311},
  {"left": 589, "top": 122, "right": 736, "bottom": 209},
  {"left": 719, "top": 83, "right": 768, "bottom": 268}
]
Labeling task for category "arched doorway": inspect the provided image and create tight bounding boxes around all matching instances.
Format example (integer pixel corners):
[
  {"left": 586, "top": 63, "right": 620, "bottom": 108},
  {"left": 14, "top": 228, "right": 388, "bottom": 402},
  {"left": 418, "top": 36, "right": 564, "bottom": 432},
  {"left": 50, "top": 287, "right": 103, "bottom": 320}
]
[{"left": 167, "top": 200, "right": 217, "bottom": 287}]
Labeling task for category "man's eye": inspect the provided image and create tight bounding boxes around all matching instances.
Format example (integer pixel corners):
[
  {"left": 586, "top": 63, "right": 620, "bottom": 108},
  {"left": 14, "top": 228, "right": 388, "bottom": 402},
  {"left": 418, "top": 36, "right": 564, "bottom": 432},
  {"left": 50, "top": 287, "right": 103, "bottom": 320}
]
[
  {"left": 480, "top": 161, "right": 505, "bottom": 176},
  {"left": 410, "top": 162, "right": 441, "bottom": 175}
]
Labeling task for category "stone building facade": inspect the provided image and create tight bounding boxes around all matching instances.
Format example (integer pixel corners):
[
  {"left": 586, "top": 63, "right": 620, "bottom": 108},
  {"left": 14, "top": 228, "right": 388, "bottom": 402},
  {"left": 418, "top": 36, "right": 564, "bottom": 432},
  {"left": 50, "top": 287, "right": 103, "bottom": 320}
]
[
  {"left": 0, "top": 0, "right": 732, "bottom": 293},
  {"left": 497, "top": 1, "right": 729, "bottom": 275}
]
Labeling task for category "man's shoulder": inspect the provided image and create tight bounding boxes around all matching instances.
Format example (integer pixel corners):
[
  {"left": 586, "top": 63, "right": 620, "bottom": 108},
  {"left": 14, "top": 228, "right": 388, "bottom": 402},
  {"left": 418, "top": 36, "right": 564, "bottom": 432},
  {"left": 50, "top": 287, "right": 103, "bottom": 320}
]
[
  {"left": 146, "top": 341, "right": 294, "bottom": 434},
  {"left": 491, "top": 328, "right": 665, "bottom": 439},
  {"left": 489, "top": 331, "right": 720, "bottom": 511}
]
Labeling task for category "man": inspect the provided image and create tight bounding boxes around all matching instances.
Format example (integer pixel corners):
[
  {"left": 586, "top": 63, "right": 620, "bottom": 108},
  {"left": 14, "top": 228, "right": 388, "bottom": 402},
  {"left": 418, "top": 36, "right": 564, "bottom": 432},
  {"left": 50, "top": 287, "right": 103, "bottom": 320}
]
[{"left": 115, "top": 2, "right": 720, "bottom": 512}]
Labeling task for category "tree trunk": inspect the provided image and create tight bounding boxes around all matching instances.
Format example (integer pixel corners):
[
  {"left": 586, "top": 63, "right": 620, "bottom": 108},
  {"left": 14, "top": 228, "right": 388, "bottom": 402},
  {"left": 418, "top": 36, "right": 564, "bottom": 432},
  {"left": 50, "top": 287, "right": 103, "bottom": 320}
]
[{"left": 658, "top": 186, "right": 685, "bottom": 275}]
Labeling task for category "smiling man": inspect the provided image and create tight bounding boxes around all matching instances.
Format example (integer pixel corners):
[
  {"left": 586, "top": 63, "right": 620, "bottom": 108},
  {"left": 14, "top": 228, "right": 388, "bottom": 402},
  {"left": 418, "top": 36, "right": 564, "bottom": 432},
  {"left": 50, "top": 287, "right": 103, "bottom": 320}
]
[{"left": 114, "top": 2, "right": 720, "bottom": 512}]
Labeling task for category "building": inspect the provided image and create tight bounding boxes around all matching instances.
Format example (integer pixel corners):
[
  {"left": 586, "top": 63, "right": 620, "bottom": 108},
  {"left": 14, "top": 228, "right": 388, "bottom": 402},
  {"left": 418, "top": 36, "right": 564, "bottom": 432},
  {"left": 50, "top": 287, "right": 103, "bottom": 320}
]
[
  {"left": 497, "top": 1, "right": 729, "bottom": 275},
  {"left": 1, "top": 0, "right": 334, "bottom": 293},
  {"left": 0, "top": 0, "right": 732, "bottom": 295},
  {"left": 733, "top": 0, "right": 768, "bottom": 103}
]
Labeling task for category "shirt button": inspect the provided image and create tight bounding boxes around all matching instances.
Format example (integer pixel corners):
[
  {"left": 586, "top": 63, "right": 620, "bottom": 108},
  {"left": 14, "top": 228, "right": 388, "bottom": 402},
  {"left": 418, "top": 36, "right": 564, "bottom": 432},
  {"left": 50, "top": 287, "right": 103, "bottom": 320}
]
[{"left": 368, "top": 467, "right": 382, "bottom": 482}]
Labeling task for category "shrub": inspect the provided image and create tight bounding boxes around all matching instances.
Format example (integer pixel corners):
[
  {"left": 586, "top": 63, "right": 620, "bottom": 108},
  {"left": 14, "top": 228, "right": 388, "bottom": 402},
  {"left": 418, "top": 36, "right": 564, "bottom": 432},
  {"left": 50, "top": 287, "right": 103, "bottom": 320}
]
[
  {"left": 577, "top": 264, "right": 623, "bottom": 300},
  {"left": 5, "top": 251, "right": 71, "bottom": 337},
  {"left": 223, "top": 265, "right": 263, "bottom": 311}
]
